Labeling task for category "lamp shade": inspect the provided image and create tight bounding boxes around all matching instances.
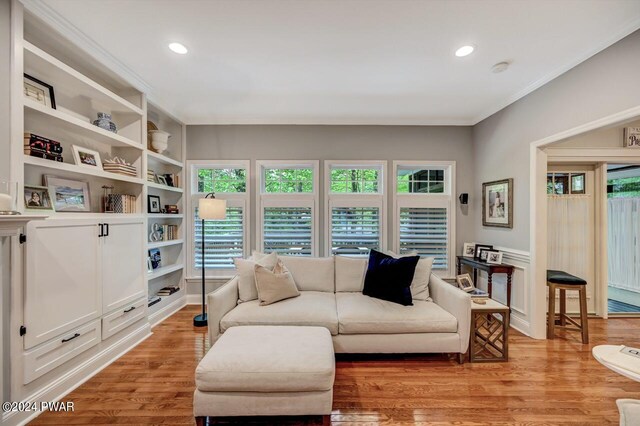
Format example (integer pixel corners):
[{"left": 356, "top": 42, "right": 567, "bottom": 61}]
[{"left": 199, "top": 197, "right": 226, "bottom": 220}]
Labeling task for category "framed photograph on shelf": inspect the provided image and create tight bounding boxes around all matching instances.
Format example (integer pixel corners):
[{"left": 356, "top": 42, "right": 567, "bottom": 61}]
[
  {"left": 23, "top": 185, "right": 53, "bottom": 210},
  {"left": 462, "top": 242, "right": 476, "bottom": 257},
  {"left": 44, "top": 175, "right": 91, "bottom": 212},
  {"left": 486, "top": 251, "right": 503, "bottom": 265},
  {"left": 71, "top": 145, "right": 103, "bottom": 169},
  {"left": 148, "top": 195, "right": 161, "bottom": 213},
  {"left": 148, "top": 248, "right": 161, "bottom": 269},
  {"left": 482, "top": 178, "right": 513, "bottom": 228},
  {"left": 23, "top": 74, "right": 56, "bottom": 109},
  {"left": 624, "top": 127, "right": 640, "bottom": 148},
  {"left": 456, "top": 273, "right": 475, "bottom": 292},
  {"left": 474, "top": 244, "right": 493, "bottom": 259},
  {"left": 157, "top": 176, "right": 168, "bottom": 186}
]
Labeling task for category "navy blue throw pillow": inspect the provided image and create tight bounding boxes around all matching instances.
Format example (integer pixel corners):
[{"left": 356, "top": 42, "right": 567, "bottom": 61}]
[{"left": 363, "top": 250, "right": 419, "bottom": 306}]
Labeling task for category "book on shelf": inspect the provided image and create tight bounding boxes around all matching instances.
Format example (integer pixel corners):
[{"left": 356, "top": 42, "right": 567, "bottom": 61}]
[
  {"left": 105, "top": 194, "right": 136, "bottom": 213},
  {"left": 24, "top": 132, "right": 63, "bottom": 162},
  {"left": 148, "top": 295, "right": 162, "bottom": 307},
  {"left": 156, "top": 286, "right": 180, "bottom": 297}
]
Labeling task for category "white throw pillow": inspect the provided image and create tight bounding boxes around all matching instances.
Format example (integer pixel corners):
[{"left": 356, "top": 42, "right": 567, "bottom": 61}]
[
  {"left": 385, "top": 250, "right": 434, "bottom": 301},
  {"left": 254, "top": 259, "right": 300, "bottom": 306},
  {"left": 234, "top": 252, "right": 278, "bottom": 302},
  {"left": 335, "top": 255, "right": 367, "bottom": 292}
]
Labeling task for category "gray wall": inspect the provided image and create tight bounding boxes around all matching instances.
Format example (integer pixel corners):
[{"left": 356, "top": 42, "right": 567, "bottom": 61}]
[
  {"left": 187, "top": 125, "right": 474, "bottom": 256},
  {"left": 0, "top": 0, "right": 11, "bottom": 181},
  {"left": 472, "top": 29, "right": 640, "bottom": 251}
]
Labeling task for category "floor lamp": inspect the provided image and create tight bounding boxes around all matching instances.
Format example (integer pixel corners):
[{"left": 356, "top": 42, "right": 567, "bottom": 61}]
[{"left": 194, "top": 193, "right": 227, "bottom": 327}]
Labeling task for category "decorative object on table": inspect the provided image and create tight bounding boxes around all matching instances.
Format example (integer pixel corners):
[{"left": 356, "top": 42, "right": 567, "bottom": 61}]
[
  {"left": 148, "top": 248, "right": 161, "bottom": 269},
  {"left": 147, "top": 120, "right": 158, "bottom": 150},
  {"left": 474, "top": 244, "right": 493, "bottom": 259},
  {"left": 23, "top": 132, "right": 63, "bottom": 162},
  {"left": 462, "top": 242, "right": 476, "bottom": 257},
  {"left": 624, "top": 127, "right": 640, "bottom": 148},
  {"left": 44, "top": 175, "right": 91, "bottom": 212},
  {"left": 147, "top": 169, "right": 158, "bottom": 183},
  {"left": 482, "top": 178, "right": 513, "bottom": 228},
  {"left": 23, "top": 185, "right": 53, "bottom": 210},
  {"left": 157, "top": 285, "right": 179, "bottom": 296},
  {"left": 0, "top": 180, "right": 19, "bottom": 215},
  {"left": 165, "top": 204, "right": 179, "bottom": 214},
  {"left": 148, "top": 195, "right": 161, "bottom": 213},
  {"left": 103, "top": 156, "right": 137, "bottom": 177},
  {"left": 456, "top": 273, "right": 474, "bottom": 292},
  {"left": 92, "top": 112, "right": 118, "bottom": 133},
  {"left": 157, "top": 175, "right": 168, "bottom": 186},
  {"left": 486, "top": 251, "right": 503, "bottom": 265},
  {"left": 23, "top": 74, "right": 56, "bottom": 109},
  {"left": 71, "top": 145, "right": 102, "bottom": 169},
  {"left": 457, "top": 255, "right": 515, "bottom": 308},
  {"left": 149, "top": 130, "right": 170, "bottom": 154},
  {"left": 195, "top": 192, "right": 227, "bottom": 327},
  {"left": 468, "top": 288, "right": 489, "bottom": 300}
]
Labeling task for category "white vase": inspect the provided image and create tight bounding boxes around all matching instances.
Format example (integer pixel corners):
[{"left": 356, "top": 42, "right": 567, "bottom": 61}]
[{"left": 149, "top": 130, "right": 171, "bottom": 154}]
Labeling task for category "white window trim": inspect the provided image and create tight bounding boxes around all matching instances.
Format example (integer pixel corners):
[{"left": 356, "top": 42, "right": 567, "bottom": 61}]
[
  {"left": 255, "top": 160, "right": 320, "bottom": 256},
  {"left": 324, "top": 160, "right": 388, "bottom": 256},
  {"left": 187, "top": 160, "right": 251, "bottom": 278},
  {"left": 392, "top": 161, "right": 456, "bottom": 278}
]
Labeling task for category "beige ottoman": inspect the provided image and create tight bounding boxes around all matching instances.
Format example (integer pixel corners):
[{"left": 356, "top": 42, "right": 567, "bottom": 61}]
[{"left": 194, "top": 325, "right": 335, "bottom": 424}]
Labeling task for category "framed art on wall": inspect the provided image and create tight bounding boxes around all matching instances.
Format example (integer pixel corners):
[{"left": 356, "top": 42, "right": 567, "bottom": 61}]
[
  {"left": 44, "top": 175, "right": 91, "bottom": 212},
  {"left": 482, "top": 178, "right": 513, "bottom": 228}
]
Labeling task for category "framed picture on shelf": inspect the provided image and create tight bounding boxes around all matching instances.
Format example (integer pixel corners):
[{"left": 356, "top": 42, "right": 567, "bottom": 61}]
[
  {"left": 147, "top": 257, "right": 153, "bottom": 273},
  {"left": 163, "top": 174, "right": 174, "bottom": 187},
  {"left": 462, "top": 242, "right": 476, "bottom": 257},
  {"left": 44, "top": 175, "right": 91, "bottom": 212},
  {"left": 624, "top": 127, "right": 640, "bottom": 148},
  {"left": 486, "top": 251, "right": 503, "bottom": 265},
  {"left": 474, "top": 244, "right": 493, "bottom": 260},
  {"left": 23, "top": 74, "right": 56, "bottom": 109},
  {"left": 148, "top": 248, "right": 161, "bottom": 269},
  {"left": 157, "top": 176, "right": 168, "bottom": 186},
  {"left": 479, "top": 249, "right": 492, "bottom": 262},
  {"left": 148, "top": 195, "right": 161, "bottom": 213},
  {"left": 71, "top": 145, "right": 102, "bottom": 169},
  {"left": 456, "top": 273, "right": 475, "bottom": 292},
  {"left": 482, "top": 178, "right": 513, "bottom": 228},
  {"left": 23, "top": 185, "right": 53, "bottom": 210}
]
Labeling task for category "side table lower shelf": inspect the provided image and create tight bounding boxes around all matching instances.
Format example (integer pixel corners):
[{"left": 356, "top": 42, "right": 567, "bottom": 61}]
[{"left": 468, "top": 299, "right": 510, "bottom": 363}]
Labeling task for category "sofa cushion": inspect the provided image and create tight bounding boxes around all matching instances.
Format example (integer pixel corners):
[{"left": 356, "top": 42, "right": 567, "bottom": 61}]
[
  {"left": 234, "top": 252, "right": 278, "bottom": 303},
  {"left": 279, "top": 256, "right": 335, "bottom": 292},
  {"left": 220, "top": 291, "right": 339, "bottom": 335},
  {"left": 385, "top": 250, "right": 433, "bottom": 301},
  {"left": 336, "top": 292, "right": 457, "bottom": 334},
  {"left": 255, "top": 259, "right": 300, "bottom": 306},
  {"left": 196, "top": 326, "right": 334, "bottom": 392},
  {"left": 335, "top": 255, "right": 367, "bottom": 292},
  {"left": 363, "top": 249, "right": 419, "bottom": 306}
]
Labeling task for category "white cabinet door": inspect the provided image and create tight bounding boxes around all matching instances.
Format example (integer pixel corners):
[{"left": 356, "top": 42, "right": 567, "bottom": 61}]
[
  {"left": 25, "top": 219, "right": 101, "bottom": 349},
  {"left": 101, "top": 219, "right": 146, "bottom": 314}
]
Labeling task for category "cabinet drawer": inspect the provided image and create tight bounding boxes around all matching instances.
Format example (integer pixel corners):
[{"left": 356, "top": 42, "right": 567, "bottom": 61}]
[
  {"left": 102, "top": 297, "right": 147, "bottom": 340},
  {"left": 24, "top": 319, "right": 101, "bottom": 384}
]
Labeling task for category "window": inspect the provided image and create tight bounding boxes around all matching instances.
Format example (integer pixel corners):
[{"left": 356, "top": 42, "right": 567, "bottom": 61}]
[
  {"left": 326, "top": 161, "right": 386, "bottom": 256},
  {"left": 393, "top": 161, "right": 455, "bottom": 277},
  {"left": 189, "top": 161, "right": 250, "bottom": 277},
  {"left": 257, "top": 161, "right": 319, "bottom": 256},
  {"left": 547, "top": 172, "right": 586, "bottom": 195}
]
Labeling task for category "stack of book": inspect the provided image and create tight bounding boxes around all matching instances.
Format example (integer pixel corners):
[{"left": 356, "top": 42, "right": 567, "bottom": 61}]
[
  {"left": 103, "top": 158, "right": 137, "bottom": 177},
  {"left": 147, "top": 170, "right": 157, "bottom": 182},
  {"left": 157, "top": 286, "right": 180, "bottom": 297},
  {"left": 106, "top": 194, "right": 136, "bottom": 213},
  {"left": 165, "top": 204, "right": 179, "bottom": 214},
  {"left": 160, "top": 224, "right": 178, "bottom": 240},
  {"left": 468, "top": 288, "right": 489, "bottom": 301},
  {"left": 24, "top": 132, "right": 63, "bottom": 162}
]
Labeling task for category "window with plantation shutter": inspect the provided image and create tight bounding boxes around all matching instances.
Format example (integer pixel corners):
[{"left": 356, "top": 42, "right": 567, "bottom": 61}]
[
  {"left": 263, "top": 206, "right": 313, "bottom": 256},
  {"left": 330, "top": 206, "right": 380, "bottom": 256},
  {"left": 399, "top": 207, "right": 448, "bottom": 270},
  {"left": 194, "top": 206, "right": 244, "bottom": 269}
]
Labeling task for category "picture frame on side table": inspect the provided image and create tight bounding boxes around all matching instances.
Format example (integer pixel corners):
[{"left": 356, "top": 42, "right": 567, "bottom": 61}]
[
  {"left": 23, "top": 74, "right": 56, "bottom": 109},
  {"left": 148, "top": 195, "right": 161, "bottom": 213},
  {"left": 474, "top": 244, "right": 493, "bottom": 260},
  {"left": 456, "top": 273, "right": 475, "bottom": 292},
  {"left": 624, "top": 127, "right": 640, "bottom": 148},
  {"left": 462, "top": 242, "right": 476, "bottom": 257},
  {"left": 44, "top": 175, "right": 91, "bottom": 212},
  {"left": 71, "top": 145, "right": 103, "bottom": 169},
  {"left": 482, "top": 178, "right": 513, "bottom": 228},
  {"left": 486, "top": 251, "right": 503, "bottom": 265},
  {"left": 23, "top": 185, "right": 53, "bottom": 210}
]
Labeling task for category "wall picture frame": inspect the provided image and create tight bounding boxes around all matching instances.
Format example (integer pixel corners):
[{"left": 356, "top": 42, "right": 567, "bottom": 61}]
[
  {"left": 23, "top": 185, "right": 54, "bottom": 210},
  {"left": 624, "top": 127, "right": 640, "bottom": 148},
  {"left": 148, "top": 195, "right": 161, "bottom": 213},
  {"left": 486, "top": 251, "right": 503, "bottom": 265},
  {"left": 482, "top": 178, "right": 513, "bottom": 228},
  {"left": 456, "top": 273, "right": 475, "bottom": 292},
  {"left": 44, "top": 175, "right": 91, "bottom": 212},
  {"left": 462, "top": 242, "right": 476, "bottom": 257},
  {"left": 71, "top": 145, "right": 103, "bottom": 169},
  {"left": 23, "top": 74, "right": 56, "bottom": 109}
]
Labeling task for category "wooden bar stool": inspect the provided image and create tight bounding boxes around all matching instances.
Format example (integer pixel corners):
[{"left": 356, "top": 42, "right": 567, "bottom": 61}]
[{"left": 547, "top": 270, "right": 589, "bottom": 344}]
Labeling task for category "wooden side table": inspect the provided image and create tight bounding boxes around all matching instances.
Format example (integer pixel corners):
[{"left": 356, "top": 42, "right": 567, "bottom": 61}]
[
  {"left": 457, "top": 256, "right": 515, "bottom": 308},
  {"left": 468, "top": 299, "right": 510, "bottom": 363}
]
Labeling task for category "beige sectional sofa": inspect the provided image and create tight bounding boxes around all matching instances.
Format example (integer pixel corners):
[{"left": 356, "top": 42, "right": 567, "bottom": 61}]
[{"left": 207, "top": 255, "right": 472, "bottom": 357}]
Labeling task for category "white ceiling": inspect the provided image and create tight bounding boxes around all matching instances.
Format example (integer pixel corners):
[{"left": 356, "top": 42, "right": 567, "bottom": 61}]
[{"left": 28, "top": 0, "right": 640, "bottom": 125}]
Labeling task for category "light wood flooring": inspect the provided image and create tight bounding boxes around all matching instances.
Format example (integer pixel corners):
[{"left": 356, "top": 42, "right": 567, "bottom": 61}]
[{"left": 31, "top": 306, "right": 640, "bottom": 425}]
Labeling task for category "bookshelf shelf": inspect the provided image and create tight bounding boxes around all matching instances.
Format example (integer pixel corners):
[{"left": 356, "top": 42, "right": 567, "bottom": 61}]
[
  {"left": 24, "top": 155, "right": 144, "bottom": 184},
  {"left": 147, "top": 239, "right": 184, "bottom": 249},
  {"left": 147, "top": 181, "right": 183, "bottom": 193},
  {"left": 148, "top": 263, "right": 184, "bottom": 280},
  {"left": 147, "top": 151, "right": 184, "bottom": 168}
]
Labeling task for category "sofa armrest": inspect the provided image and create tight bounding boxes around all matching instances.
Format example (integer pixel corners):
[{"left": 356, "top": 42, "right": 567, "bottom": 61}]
[
  {"left": 429, "top": 274, "right": 471, "bottom": 354},
  {"left": 206, "top": 276, "right": 239, "bottom": 345}
]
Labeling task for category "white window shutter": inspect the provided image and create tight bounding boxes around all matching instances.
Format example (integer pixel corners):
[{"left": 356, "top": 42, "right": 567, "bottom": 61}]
[
  {"left": 399, "top": 207, "right": 448, "bottom": 270},
  {"left": 194, "top": 206, "right": 244, "bottom": 269},
  {"left": 263, "top": 206, "right": 313, "bottom": 256}
]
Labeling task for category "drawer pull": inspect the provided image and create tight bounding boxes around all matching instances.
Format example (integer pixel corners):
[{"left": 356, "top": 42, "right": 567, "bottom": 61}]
[
  {"left": 123, "top": 306, "right": 136, "bottom": 313},
  {"left": 61, "top": 333, "right": 80, "bottom": 343}
]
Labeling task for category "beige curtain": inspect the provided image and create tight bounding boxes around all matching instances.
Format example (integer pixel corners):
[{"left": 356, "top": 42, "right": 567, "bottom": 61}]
[{"left": 547, "top": 196, "right": 590, "bottom": 281}]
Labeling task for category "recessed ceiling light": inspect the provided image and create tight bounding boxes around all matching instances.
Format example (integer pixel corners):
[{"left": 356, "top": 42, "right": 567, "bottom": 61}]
[
  {"left": 168, "top": 42, "right": 188, "bottom": 55},
  {"left": 455, "top": 45, "right": 475, "bottom": 57}
]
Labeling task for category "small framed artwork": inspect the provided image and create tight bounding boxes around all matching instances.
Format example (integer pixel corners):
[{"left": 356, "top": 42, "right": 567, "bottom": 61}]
[
  {"left": 147, "top": 257, "right": 153, "bottom": 273},
  {"left": 482, "top": 178, "right": 513, "bottom": 228},
  {"left": 23, "top": 185, "right": 53, "bottom": 210},
  {"left": 148, "top": 248, "right": 161, "bottom": 269},
  {"left": 157, "top": 176, "right": 168, "bottom": 186},
  {"left": 23, "top": 74, "right": 56, "bottom": 109},
  {"left": 456, "top": 273, "right": 475, "bottom": 292},
  {"left": 71, "top": 145, "right": 102, "bottom": 169},
  {"left": 148, "top": 195, "right": 161, "bottom": 213},
  {"left": 462, "top": 242, "right": 476, "bottom": 257},
  {"left": 624, "top": 127, "right": 640, "bottom": 148},
  {"left": 486, "top": 251, "right": 503, "bottom": 265},
  {"left": 474, "top": 244, "right": 493, "bottom": 259},
  {"left": 163, "top": 174, "right": 174, "bottom": 187},
  {"left": 44, "top": 175, "right": 91, "bottom": 212}
]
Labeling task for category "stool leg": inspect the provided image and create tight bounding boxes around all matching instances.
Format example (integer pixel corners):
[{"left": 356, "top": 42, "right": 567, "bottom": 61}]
[
  {"left": 579, "top": 286, "right": 589, "bottom": 344},
  {"left": 559, "top": 289, "right": 566, "bottom": 326},
  {"left": 547, "top": 284, "right": 556, "bottom": 339}
]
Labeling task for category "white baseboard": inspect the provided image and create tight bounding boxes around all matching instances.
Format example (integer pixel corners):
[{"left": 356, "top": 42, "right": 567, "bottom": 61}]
[
  {"left": 149, "top": 295, "right": 187, "bottom": 328},
  {"left": 186, "top": 294, "right": 205, "bottom": 305},
  {"left": 509, "top": 314, "right": 531, "bottom": 337},
  {"left": 4, "top": 324, "right": 151, "bottom": 426}
]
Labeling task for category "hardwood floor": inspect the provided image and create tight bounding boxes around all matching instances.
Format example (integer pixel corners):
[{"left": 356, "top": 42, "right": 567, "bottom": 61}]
[{"left": 31, "top": 306, "right": 640, "bottom": 425}]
